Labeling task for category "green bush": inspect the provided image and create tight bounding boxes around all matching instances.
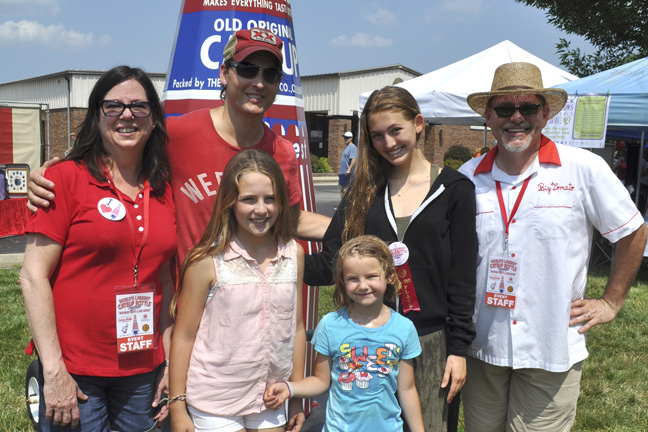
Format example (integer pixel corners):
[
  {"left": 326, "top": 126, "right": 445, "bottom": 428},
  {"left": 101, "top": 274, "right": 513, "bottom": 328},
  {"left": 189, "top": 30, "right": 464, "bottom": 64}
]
[
  {"left": 444, "top": 158, "right": 464, "bottom": 170},
  {"left": 444, "top": 145, "right": 472, "bottom": 163},
  {"left": 311, "top": 155, "right": 333, "bottom": 173}
]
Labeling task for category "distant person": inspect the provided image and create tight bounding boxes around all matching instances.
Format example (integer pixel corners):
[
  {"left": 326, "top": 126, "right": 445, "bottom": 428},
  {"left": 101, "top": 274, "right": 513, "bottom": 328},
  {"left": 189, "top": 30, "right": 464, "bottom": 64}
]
[
  {"left": 20, "top": 66, "right": 176, "bottom": 430},
  {"left": 169, "top": 149, "right": 306, "bottom": 432},
  {"left": 338, "top": 131, "right": 357, "bottom": 199},
  {"left": 612, "top": 140, "right": 627, "bottom": 183},
  {"left": 459, "top": 62, "right": 647, "bottom": 431},
  {"left": 306, "top": 86, "right": 477, "bottom": 431},
  {"left": 265, "top": 235, "right": 425, "bottom": 432}
]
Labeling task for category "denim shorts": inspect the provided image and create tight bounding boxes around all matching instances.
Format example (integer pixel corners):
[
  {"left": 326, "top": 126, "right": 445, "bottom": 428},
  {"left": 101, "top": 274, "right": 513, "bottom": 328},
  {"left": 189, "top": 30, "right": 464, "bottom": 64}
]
[{"left": 38, "top": 361, "right": 161, "bottom": 432}]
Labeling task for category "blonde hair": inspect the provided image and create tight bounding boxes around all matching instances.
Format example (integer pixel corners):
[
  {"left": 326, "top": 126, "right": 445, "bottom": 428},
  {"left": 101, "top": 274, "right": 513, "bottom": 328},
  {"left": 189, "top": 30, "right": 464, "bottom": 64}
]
[
  {"left": 170, "top": 149, "right": 297, "bottom": 317},
  {"left": 332, "top": 235, "right": 401, "bottom": 310},
  {"left": 342, "top": 86, "right": 422, "bottom": 242}
]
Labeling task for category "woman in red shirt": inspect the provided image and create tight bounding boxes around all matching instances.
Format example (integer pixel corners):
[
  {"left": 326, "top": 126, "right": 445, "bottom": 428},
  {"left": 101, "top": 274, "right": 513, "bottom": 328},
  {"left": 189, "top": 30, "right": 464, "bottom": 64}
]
[{"left": 20, "top": 66, "right": 177, "bottom": 431}]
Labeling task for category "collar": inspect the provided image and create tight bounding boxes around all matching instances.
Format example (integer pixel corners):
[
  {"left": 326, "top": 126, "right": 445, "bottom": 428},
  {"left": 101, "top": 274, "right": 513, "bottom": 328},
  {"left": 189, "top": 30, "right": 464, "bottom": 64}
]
[
  {"left": 85, "top": 160, "right": 109, "bottom": 188},
  {"left": 222, "top": 235, "right": 287, "bottom": 262},
  {"left": 85, "top": 160, "right": 151, "bottom": 202},
  {"left": 474, "top": 135, "right": 561, "bottom": 175}
]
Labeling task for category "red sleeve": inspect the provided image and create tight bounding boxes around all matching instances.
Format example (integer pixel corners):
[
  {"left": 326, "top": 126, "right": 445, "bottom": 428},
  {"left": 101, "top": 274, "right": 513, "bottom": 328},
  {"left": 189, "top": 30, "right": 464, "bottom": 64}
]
[
  {"left": 274, "top": 137, "right": 302, "bottom": 207},
  {"left": 25, "top": 162, "right": 76, "bottom": 245}
]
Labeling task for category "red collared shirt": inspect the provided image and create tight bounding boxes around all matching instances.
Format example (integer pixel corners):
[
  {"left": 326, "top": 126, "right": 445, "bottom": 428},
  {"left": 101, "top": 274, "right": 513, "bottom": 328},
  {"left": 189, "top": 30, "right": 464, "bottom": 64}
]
[{"left": 26, "top": 161, "right": 177, "bottom": 377}]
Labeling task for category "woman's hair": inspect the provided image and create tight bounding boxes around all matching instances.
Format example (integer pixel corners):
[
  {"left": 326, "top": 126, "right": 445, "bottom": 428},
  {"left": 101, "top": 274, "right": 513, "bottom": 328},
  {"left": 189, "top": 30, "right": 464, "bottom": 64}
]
[
  {"left": 171, "top": 149, "right": 296, "bottom": 317},
  {"left": 342, "top": 86, "right": 422, "bottom": 241},
  {"left": 65, "top": 65, "right": 170, "bottom": 195},
  {"left": 332, "top": 235, "right": 401, "bottom": 310}
]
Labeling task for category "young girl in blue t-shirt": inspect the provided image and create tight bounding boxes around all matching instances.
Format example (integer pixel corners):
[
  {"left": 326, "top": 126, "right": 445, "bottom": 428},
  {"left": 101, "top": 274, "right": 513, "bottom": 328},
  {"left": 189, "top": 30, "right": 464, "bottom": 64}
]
[
  {"left": 168, "top": 149, "right": 306, "bottom": 432},
  {"left": 265, "top": 235, "right": 424, "bottom": 431}
]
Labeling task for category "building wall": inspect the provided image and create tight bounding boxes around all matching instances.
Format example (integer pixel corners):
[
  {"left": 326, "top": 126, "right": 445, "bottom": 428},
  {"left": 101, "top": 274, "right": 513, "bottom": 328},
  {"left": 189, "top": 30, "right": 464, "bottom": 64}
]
[
  {"left": 302, "top": 75, "right": 339, "bottom": 113},
  {"left": 337, "top": 69, "right": 416, "bottom": 116},
  {"left": 0, "top": 72, "right": 166, "bottom": 110},
  {"left": 425, "top": 124, "right": 496, "bottom": 167},
  {"left": 327, "top": 117, "right": 354, "bottom": 173},
  {"left": 45, "top": 108, "right": 86, "bottom": 159},
  {"left": 302, "top": 65, "right": 420, "bottom": 116}
]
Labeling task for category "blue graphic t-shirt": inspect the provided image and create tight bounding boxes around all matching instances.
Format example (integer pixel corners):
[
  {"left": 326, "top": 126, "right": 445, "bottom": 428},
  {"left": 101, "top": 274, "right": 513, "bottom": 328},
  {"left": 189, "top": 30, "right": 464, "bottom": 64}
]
[{"left": 313, "top": 307, "right": 421, "bottom": 431}]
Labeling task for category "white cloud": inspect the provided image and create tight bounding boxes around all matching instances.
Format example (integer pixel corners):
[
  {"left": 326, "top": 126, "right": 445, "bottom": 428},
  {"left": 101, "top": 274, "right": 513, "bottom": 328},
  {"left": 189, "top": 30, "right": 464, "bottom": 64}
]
[
  {"left": 0, "top": 20, "right": 111, "bottom": 49},
  {"left": 0, "top": 0, "right": 61, "bottom": 15},
  {"left": 365, "top": 6, "right": 397, "bottom": 27},
  {"left": 329, "top": 33, "right": 393, "bottom": 48}
]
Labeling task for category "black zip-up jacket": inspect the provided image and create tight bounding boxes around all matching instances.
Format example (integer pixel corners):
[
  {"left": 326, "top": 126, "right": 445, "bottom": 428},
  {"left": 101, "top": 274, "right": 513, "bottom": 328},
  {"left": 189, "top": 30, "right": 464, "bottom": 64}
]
[{"left": 305, "top": 167, "right": 477, "bottom": 356}]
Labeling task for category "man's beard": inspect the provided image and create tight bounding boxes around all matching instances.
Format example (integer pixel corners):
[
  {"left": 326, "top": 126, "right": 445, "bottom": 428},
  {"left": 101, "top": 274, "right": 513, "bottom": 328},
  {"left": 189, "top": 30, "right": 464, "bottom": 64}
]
[{"left": 499, "top": 123, "right": 534, "bottom": 153}]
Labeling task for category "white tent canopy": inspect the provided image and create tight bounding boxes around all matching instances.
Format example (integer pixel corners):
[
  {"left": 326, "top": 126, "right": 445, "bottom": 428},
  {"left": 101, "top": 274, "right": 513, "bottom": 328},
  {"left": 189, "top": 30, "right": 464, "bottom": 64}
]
[{"left": 359, "top": 40, "right": 578, "bottom": 125}]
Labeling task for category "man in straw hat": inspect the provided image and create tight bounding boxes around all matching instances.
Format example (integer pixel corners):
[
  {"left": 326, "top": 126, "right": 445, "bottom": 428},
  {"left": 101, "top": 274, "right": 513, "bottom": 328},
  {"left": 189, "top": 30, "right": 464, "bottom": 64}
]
[{"left": 458, "top": 62, "right": 647, "bottom": 431}]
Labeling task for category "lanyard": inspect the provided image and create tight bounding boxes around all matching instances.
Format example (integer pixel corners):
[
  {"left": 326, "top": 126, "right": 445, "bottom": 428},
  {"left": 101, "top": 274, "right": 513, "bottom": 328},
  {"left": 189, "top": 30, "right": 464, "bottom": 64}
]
[
  {"left": 105, "top": 169, "right": 150, "bottom": 287},
  {"left": 495, "top": 176, "right": 531, "bottom": 253}
]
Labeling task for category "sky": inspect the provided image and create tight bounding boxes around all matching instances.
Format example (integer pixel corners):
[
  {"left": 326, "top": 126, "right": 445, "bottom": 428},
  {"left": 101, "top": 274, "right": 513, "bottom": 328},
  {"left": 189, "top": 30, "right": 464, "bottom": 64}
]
[{"left": 0, "top": 0, "right": 596, "bottom": 84}]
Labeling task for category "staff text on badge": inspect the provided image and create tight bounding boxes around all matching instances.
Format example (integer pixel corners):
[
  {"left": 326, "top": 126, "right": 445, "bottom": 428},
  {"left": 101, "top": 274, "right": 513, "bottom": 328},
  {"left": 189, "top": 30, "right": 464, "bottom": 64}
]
[{"left": 486, "top": 292, "right": 516, "bottom": 309}]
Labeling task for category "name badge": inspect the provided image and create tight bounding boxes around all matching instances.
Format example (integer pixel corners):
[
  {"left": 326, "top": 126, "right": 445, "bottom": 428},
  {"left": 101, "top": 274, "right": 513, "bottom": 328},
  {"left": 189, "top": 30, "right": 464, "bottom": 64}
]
[
  {"left": 485, "top": 253, "right": 520, "bottom": 309},
  {"left": 389, "top": 242, "right": 420, "bottom": 313},
  {"left": 115, "top": 284, "right": 156, "bottom": 354}
]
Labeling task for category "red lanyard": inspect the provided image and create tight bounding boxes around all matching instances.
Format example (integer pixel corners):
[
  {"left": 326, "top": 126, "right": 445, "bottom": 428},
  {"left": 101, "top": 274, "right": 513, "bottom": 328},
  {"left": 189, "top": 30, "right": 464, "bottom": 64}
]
[
  {"left": 495, "top": 177, "right": 531, "bottom": 250},
  {"left": 105, "top": 169, "right": 150, "bottom": 287}
]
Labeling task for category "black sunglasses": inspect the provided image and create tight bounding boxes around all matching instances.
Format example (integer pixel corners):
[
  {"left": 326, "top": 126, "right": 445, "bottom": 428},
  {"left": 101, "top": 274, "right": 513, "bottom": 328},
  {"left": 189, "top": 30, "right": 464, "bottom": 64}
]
[
  {"left": 491, "top": 103, "right": 542, "bottom": 118},
  {"left": 99, "top": 100, "right": 154, "bottom": 118},
  {"left": 229, "top": 60, "right": 282, "bottom": 85}
]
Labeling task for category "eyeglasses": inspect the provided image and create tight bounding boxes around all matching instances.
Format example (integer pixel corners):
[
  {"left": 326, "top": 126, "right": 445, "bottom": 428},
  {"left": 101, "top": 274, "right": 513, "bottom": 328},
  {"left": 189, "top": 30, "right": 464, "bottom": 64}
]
[
  {"left": 229, "top": 61, "right": 282, "bottom": 85},
  {"left": 491, "top": 103, "right": 541, "bottom": 118},
  {"left": 99, "top": 100, "right": 154, "bottom": 118}
]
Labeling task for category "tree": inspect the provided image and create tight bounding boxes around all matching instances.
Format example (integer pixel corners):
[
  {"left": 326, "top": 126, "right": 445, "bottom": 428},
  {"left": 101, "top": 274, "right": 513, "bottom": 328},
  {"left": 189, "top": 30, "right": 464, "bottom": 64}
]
[{"left": 514, "top": 0, "right": 648, "bottom": 76}]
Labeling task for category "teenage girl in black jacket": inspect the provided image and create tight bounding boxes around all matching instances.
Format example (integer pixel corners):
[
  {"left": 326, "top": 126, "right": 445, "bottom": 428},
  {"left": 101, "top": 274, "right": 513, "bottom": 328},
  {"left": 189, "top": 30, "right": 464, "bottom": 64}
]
[{"left": 305, "top": 86, "right": 477, "bottom": 431}]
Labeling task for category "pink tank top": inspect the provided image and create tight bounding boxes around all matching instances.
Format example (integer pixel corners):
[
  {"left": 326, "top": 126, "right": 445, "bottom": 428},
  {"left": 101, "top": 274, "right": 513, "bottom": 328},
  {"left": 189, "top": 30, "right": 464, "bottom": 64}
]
[{"left": 186, "top": 237, "right": 298, "bottom": 416}]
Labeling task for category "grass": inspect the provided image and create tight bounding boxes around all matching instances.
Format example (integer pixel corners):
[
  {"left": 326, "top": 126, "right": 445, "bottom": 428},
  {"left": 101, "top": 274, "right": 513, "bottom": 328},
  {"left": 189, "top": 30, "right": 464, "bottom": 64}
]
[
  {"left": 1, "top": 266, "right": 646, "bottom": 430},
  {"left": 573, "top": 267, "right": 648, "bottom": 431},
  {"left": 0, "top": 265, "right": 33, "bottom": 431}
]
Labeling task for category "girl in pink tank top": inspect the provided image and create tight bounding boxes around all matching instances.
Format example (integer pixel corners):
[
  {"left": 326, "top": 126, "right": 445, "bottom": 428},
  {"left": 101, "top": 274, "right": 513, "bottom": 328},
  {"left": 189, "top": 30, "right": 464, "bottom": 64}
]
[{"left": 169, "top": 149, "right": 306, "bottom": 432}]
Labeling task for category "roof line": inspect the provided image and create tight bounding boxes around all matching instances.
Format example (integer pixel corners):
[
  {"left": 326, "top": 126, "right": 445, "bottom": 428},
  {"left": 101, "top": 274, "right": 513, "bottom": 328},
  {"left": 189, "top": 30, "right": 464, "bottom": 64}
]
[{"left": 302, "top": 64, "right": 421, "bottom": 79}]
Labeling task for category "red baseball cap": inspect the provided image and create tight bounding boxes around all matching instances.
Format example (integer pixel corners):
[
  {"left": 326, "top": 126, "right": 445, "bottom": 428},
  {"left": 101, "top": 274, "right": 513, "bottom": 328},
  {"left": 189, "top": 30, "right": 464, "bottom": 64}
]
[{"left": 223, "top": 28, "right": 283, "bottom": 64}]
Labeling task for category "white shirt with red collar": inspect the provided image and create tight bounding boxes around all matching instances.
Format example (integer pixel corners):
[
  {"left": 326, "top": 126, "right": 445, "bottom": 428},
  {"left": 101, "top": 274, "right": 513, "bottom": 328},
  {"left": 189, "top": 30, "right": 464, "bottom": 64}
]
[{"left": 459, "top": 136, "right": 643, "bottom": 372}]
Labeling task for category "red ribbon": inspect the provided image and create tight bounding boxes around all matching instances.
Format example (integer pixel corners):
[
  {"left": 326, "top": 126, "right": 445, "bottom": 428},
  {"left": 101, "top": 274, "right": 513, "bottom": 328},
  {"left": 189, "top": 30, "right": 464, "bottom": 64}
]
[{"left": 396, "top": 262, "right": 420, "bottom": 313}]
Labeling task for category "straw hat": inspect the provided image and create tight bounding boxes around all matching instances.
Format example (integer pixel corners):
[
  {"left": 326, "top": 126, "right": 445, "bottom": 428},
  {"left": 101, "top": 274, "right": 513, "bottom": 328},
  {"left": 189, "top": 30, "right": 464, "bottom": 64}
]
[{"left": 467, "top": 62, "right": 567, "bottom": 119}]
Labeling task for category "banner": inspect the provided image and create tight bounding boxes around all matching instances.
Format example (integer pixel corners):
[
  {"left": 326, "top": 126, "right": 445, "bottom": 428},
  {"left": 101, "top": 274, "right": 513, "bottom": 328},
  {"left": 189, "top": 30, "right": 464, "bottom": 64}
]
[
  {"left": 544, "top": 95, "right": 611, "bottom": 149},
  {"left": 0, "top": 107, "right": 41, "bottom": 171},
  {"left": 164, "top": 0, "right": 319, "bottom": 410}
]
